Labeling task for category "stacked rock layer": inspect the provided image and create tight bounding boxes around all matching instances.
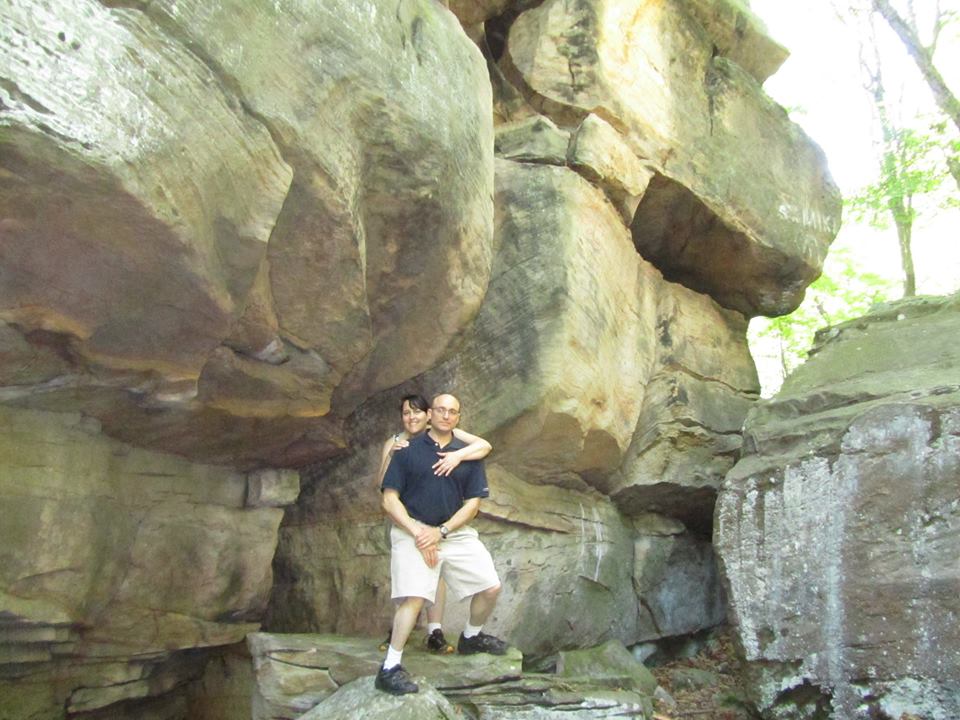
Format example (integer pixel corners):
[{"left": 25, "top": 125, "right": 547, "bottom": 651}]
[
  {"left": 0, "top": 1, "right": 841, "bottom": 718},
  {"left": 716, "top": 295, "right": 960, "bottom": 719}
]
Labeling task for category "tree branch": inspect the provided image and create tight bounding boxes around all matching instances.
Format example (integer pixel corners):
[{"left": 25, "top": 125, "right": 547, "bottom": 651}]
[{"left": 872, "top": 0, "right": 960, "bottom": 134}]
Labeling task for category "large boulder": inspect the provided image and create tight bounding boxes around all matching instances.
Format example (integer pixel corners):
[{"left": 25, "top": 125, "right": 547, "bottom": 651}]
[
  {"left": 424, "top": 159, "right": 651, "bottom": 485},
  {"left": 683, "top": 0, "right": 789, "bottom": 82},
  {"left": 503, "top": 0, "right": 841, "bottom": 316},
  {"left": 269, "top": 462, "right": 723, "bottom": 656},
  {"left": 601, "top": 286, "right": 759, "bottom": 535},
  {"left": 248, "top": 633, "right": 656, "bottom": 720},
  {"left": 0, "top": 405, "right": 291, "bottom": 718},
  {"left": 299, "top": 677, "right": 458, "bottom": 720},
  {"left": 268, "top": 157, "right": 733, "bottom": 652},
  {"left": 716, "top": 295, "right": 960, "bottom": 719},
  {"left": 247, "top": 633, "right": 521, "bottom": 720},
  {"left": 0, "top": 0, "right": 495, "bottom": 467}
]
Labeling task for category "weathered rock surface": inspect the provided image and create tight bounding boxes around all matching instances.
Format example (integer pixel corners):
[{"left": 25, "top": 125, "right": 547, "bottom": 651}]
[
  {"left": 504, "top": 0, "right": 841, "bottom": 316},
  {"left": 444, "top": 675, "right": 654, "bottom": 718},
  {"left": 0, "top": 0, "right": 495, "bottom": 467},
  {"left": 270, "top": 462, "right": 725, "bottom": 656},
  {"left": 603, "top": 288, "right": 759, "bottom": 535},
  {"left": 448, "top": 0, "right": 515, "bottom": 28},
  {"left": 0, "top": 405, "right": 293, "bottom": 718},
  {"left": 567, "top": 113, "right": 654, "bottom": 222},
  {"left": 247, "top": 632, "right": 522, "bottom": 719},
  {"left": 556, "top": 639, "right": 658, "bottom": 695},
  {"left": 299, "top": 677, "right": 458, "bottom": 720},
  {"left": 494, "top": 115, "right": 571, "bottom": 165},
  {"left": 185, "top": 645, "right": 257, "bottom": 720},
  {"left": 716, "top": 295, "right": 960, "bottom": 719},
  {"left": 269, "top": 158, "right": 739, "bottom": 653},
  {"left": 683, "top": 0, "right": 789, "bottom": 82},
  {"left": 429, "top": 160, "right": 650, "bottom": 484},
  {"left": 249, "top": 633, "right": 655, "bottom": 720},
  {"left": 0, "top": 0, "right": 847, "bottom": 717}
]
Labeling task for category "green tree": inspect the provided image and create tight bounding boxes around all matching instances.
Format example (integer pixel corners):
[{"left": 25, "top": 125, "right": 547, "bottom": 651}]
[
  {"left": 847, "top": 121, "right": 950, "bottom": 296},
  {"left": 838, "top": 1, "right": 956, "bottom": 296},
  {"left": 869, "top": 0, "right": 960, "bottom": 190},
  {"left": 750, "top": 249, "right": 895, "bottom": 391}
]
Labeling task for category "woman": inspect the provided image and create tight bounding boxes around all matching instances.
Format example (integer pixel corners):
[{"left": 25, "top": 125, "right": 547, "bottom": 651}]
[{"left": 376, "top": 393, "right": 492, "bottom": 654}]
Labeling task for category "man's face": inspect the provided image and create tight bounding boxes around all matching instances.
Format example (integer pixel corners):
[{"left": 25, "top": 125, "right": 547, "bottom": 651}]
[{"left": 429, "top": 394, "right": 461, "bottom": 433}]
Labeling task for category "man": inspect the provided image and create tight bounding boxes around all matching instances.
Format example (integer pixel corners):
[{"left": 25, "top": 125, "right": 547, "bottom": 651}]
[{"left": 376, "top": 393, "right": 507, "bottom": 695}]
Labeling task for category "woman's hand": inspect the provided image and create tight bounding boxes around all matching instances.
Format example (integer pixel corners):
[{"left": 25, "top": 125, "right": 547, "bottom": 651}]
[
  {"left": 390, "top": 434, "right": 409, "bottom": 455},
  {"left": 433, "top": 450, "right": 463, "bottom": 476}
]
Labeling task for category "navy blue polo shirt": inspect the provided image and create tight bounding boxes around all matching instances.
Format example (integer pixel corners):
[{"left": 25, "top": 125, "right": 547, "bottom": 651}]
[{"left": 381, "top": 431, "right": 489, "bottom": 526}]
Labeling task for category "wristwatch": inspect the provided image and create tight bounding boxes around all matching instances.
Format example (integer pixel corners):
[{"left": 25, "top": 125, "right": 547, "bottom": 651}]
[{"left": 439, "top": 524, "right": 450, "bottom": 539}]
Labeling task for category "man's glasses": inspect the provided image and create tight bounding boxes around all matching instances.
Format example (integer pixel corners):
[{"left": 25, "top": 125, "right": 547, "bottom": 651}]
[{"left": 431, "top": 407, "right": 460, "bottom": 417}]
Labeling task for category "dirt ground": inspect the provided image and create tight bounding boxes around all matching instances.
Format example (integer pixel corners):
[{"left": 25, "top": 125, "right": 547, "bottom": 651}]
[{"left": 650, "top": 627, "right": 759, "bottom": 720}]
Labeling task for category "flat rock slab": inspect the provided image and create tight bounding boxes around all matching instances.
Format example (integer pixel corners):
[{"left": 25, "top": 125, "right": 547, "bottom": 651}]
[
  {"left": 298, "top": 676, "right": 458, "bottom": 720},
  {"left": 445, "top": 675, "right": 654, "bottom": 718},
  {"left": 248, "top": 633, "right": 522, "bottom": 719}
]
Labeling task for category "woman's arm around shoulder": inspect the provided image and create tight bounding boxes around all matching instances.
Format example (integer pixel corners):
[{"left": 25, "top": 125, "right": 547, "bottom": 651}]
[
  {"left": 434, "top": 428, "right": 492, "bottom": 476},
  {"left": 375, "top": 432, "right": 409, "bottom": 490}
]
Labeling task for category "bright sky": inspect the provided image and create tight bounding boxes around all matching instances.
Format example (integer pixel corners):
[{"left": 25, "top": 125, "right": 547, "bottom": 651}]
[
  {"left": 746, "top": 0, "right": 960, "bottom": 394},
  {"left": 750, "top": 0, "right": 960, "bottom": 294}
]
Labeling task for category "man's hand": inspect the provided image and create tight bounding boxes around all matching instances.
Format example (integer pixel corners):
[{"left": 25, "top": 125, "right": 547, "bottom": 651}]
[
  {"left": 420, "top": 545, "right": 439, "bottom": 568},
  {"left": 415, "top": 524, "right": 442, "bottom": 550},
  {"left": 433, "top": 449, "right": 464, "bottom": 476}
]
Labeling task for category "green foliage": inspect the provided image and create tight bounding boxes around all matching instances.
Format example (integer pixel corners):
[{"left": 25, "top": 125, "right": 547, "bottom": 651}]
[
  {"left": 846, "top": 121, "right": 952, "bottom": 228},
  {"left": 750, "top": 248, "right": 896, "bottom": 385}
]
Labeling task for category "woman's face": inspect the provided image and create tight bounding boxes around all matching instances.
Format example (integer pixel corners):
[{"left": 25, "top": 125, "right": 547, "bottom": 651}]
[{"left": 401, "top": 400, "right": 428, "bottom": 436}]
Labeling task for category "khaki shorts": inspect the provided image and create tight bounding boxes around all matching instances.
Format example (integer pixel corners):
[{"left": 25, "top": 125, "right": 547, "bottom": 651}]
[{"left": 390, "top": 525, "right": 500, "bottom": 602}]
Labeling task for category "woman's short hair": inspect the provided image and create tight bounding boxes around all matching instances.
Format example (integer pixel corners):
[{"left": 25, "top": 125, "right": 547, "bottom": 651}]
[{"left": 399, "top": 394, "right": 429, "bottom": 413}]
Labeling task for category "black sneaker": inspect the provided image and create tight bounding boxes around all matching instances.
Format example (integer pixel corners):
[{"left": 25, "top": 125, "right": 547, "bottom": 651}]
[
  {"left": 425, "top": 628, "right": 454, "bottom": 654},
  {"left": 374, "top": 664, "right": 418, "bottom": 695},
  {"left": 378, "top": 629, "right": 392, "bottom": 652},
  {"left": 457, "top": 631, "right": 508, "bottom": 656}
]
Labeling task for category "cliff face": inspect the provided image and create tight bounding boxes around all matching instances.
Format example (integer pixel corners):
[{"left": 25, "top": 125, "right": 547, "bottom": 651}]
[
  {"left": 1, "top": 0, "right": 495, "bottom": 467},
  {"left": 716, "top": 295, "right": 960, "bottom": 720},
  {"left": 1, "top": 1, "right": 842, "bottom": 717}
]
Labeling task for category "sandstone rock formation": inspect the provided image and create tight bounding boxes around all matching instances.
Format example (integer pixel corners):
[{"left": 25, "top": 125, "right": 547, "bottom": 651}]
[
  {"left": 0, "top": 0, "right": 845, "bottom": 717},
  {"left": 0, "top": 406, "right": 290, "bottom": 718},
  {"left": 716, "top": 294, "right": 960, "bottom": 719},
  {"left": 0, "top": 0, "right": 495, "bottom": 467},
  {"left": 247, "top": 633, "right": 656, "bottom": 719},
  {"left": 268, "top": 155, "right": 751, "bottom": 654},
  {"left": 502, "top": 0, "right": 840, "bottom": 317}
]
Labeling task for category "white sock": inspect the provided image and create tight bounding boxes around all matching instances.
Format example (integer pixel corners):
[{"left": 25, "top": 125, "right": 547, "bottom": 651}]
[
  {"left": 383, "top": 645, "right": 403, "bottom": 670},
  {"left": 427, "top": 622, "right": 442, "bottom": 634},
  {"left": 462, "top": 622, "right": 482, "bottom": 639}
]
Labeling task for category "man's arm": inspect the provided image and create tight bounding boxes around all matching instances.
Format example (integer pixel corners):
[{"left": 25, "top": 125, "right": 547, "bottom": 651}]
[
  {"left": 382, "top": 488, "right": 420, "bottom": 537},
  {"left": 414, "top": 497, "right": 481, "bottom": 550},
  {"left": 434, "top": 428, "right": 493, "bottom": 476}
]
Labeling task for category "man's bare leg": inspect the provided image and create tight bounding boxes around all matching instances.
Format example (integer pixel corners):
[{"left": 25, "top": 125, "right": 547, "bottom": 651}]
[
  {"left": 376, "top": 597, "right": 425, "bottom": 695},
  {"left": 389, "top": 596, "right": 425, "bottom": 654},
  {"left": 457, "top": 583, "right": 507, "bottom": 655}
]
